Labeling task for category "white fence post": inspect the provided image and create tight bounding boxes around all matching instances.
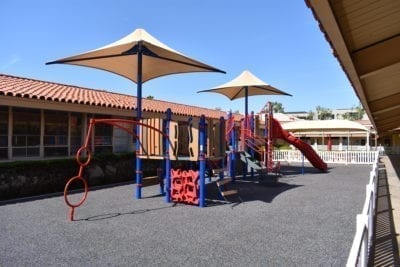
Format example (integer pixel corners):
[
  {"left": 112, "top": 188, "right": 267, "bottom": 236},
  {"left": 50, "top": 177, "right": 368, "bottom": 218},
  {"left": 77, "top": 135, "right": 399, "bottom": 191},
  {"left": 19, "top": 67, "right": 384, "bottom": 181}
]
[
  {"left": 273, "top": 150, "right": 378, "bottom": 165},
  {"left": 272, "top": 149, "right": 380, "bottom": 266},
  {"left": 346, "top": 152, "right": 380, "bottom": 266}
]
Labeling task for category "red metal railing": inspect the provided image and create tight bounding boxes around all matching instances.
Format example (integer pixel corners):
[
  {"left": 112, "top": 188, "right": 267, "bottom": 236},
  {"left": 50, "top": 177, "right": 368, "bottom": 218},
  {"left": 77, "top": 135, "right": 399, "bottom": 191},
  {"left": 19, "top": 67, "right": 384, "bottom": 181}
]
[{"left": 64, "top": 118, "right": 175, "bottom": 221}]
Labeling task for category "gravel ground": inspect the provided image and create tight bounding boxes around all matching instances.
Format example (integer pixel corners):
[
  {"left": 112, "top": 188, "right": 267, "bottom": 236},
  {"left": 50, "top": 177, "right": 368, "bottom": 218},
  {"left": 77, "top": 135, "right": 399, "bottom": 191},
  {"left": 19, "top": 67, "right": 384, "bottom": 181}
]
[{"left": 0, "top": 163, "right": 371, "bottom": 266}]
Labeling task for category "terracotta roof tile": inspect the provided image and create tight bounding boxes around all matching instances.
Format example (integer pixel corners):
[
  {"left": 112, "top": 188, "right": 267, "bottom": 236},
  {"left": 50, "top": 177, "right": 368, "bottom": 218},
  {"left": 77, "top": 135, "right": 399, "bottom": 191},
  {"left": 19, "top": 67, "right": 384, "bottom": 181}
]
[{"left": 0, "top": 73, "right": 228, "bottom": 119}]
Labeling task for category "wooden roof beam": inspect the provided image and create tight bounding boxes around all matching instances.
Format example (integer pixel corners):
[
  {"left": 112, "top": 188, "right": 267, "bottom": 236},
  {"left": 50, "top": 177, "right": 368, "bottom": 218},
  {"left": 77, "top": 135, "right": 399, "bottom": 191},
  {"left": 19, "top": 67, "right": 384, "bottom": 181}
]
[
  {"left": 377, "top": 121, "right": 400, "bottom": 133},
  {"left": 353, "top": 35, "right": 400, "bottom": 79},
  {"left": 369, "top": 92, "right": 400, "bottom": 112}
]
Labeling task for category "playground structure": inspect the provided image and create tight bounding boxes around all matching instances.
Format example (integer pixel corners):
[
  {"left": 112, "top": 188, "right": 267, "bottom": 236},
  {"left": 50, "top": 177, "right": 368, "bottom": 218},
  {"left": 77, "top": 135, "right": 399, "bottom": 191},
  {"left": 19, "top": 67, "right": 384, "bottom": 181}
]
[
  {"left": 226, "top": 103, "right": 327, "bottom": 183},
  {"left": 270, "top": 117, "right": 328, "bottom": 170},
  {"left": 64, "top": 103, "right": 327, "bottom": 221},
  {"left": 64, "top": 108, "right": 227, "bottom": 220},
  {"left": 46, "top": 28, "right": 324, "bottom": 220}
]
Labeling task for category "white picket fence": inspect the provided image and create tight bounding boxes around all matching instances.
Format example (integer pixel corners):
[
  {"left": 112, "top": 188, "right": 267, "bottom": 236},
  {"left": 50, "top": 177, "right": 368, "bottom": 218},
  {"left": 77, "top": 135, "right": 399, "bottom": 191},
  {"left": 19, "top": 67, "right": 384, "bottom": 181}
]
[
  {"left": 273, "top": 150, "right": 378, "bottom": 165},
  {"left": 273, "top": 149, "right": 380, "bottom": 266},
  {"left": 346, "top": 151, "right": 380, "bottom": 266}
]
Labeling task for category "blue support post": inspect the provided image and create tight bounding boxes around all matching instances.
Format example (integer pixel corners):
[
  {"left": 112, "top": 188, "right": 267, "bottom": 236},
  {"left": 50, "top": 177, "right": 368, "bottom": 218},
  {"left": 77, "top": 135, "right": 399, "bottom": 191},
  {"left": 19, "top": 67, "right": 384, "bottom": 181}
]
[
  {"left": 250, "top": 111, "right": 255, "bottom": 179},
  {"left": 242, "top": 89, "right": 249, "bottom": 180},
  {"left": 159, "top": 163, "right": 165, "bottom": 195},
  {"left": 264, "top": 113, "right": 268, "bottom": 168},
  {"left": 242, "top": 149, "right": 247, "bottom": 180},
  {"left": 135, "top": 42, "right": 143, "bottom": 199},
  {"left": 242, "top": 117, "right": 247, "bottom": 180},
  {"left": 229, "top": 111, "right": 236, "bottom": 182},
  {"left": 199, "top": 115, "right": 206, "bottom": 207},
  {"left": 164, "top": 108, "right": 172, "bottom": 203},
  {"left": 219, "top": 116, "right": 225, "bottom": 181}
]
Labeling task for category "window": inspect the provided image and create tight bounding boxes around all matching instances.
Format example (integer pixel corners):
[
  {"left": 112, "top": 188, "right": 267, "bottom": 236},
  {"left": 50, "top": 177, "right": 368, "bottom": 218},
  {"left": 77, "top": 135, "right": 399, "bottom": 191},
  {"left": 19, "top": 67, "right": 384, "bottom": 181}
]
[
  {"left": 44, "top": 110, "right": 68, "bottom": 157},
  {"left": 0, "top": 106, "right": 8, "bottom": 159},
  {"left": 70, "top": 113, "right": 83, "bottom": 156},
  {"left": 92, "top": 115, "right": 113, "bottom": 154},
  {"left": 12, "top": 108, "right": 40, "bottom": 157},
  {"left": 178, "top": 122, "right": 190, "bottom": 157},
  {"left": 113, "top": 120, "right": 133, "bottom": 153}
]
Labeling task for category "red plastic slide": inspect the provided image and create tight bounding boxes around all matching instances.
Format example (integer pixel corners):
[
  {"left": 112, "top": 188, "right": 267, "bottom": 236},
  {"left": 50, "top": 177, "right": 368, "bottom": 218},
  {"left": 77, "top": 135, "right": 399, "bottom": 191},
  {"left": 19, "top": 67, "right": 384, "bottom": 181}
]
[{"left": 271, "top": 118, "right": 327, "bottom": 171}]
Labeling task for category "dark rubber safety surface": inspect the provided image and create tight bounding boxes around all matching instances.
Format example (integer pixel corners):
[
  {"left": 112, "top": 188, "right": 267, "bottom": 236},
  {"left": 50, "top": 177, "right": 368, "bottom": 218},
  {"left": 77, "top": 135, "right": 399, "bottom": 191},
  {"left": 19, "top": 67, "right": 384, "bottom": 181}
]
[{"left": 0, "top": 163, "right": 370, "bottom": 266}]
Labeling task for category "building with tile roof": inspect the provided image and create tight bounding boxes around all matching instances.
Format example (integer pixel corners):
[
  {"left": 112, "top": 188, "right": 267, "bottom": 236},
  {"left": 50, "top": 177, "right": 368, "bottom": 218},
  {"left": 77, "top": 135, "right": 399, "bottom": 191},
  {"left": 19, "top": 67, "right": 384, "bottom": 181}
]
[
  {"left": 0, "top": 73, "right": 229, "bottom": 160},
  {"left": 256, "top": 111, "right": 376, "bottom": 151},
  {"left": 0, "top": 73, "right": 384, "bottom": 161},
  {"left": 0, "top": 73, "right": 227, "bottom": 120}
]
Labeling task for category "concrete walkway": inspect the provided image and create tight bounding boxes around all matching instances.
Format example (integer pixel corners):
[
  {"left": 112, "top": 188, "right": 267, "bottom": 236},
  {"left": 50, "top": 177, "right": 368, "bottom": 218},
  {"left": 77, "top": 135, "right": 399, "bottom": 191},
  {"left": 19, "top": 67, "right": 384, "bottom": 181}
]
[{"left": 0, "top": 164, "right": 371, "bottom": 266}]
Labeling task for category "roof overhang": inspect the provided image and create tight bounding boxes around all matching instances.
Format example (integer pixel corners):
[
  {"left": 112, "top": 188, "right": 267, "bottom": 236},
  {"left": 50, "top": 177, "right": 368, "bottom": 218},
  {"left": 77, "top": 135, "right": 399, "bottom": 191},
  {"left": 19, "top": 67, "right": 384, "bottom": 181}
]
[
  {"left": 306, "top": 0, "right": 400, "bottom": 135},
  {"left": 287, "top": 131, "right": 368, "bottom": 138},
  {"left": 282, "top": 119, "right": 369, "bottom": 132}
]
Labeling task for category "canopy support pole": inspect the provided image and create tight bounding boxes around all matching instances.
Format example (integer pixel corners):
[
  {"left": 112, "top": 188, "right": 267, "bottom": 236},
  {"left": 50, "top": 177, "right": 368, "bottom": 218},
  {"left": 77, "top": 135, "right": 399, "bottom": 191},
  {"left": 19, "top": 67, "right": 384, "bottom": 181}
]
[
  {"left": 164, "top": 108, "right": 172, "bottom": 203},
  {"left": 135, "top": 42, "right": 143, "bottom": 199},
  {"left": 199, "top": 115, "right": 206, "bottom": 207}
]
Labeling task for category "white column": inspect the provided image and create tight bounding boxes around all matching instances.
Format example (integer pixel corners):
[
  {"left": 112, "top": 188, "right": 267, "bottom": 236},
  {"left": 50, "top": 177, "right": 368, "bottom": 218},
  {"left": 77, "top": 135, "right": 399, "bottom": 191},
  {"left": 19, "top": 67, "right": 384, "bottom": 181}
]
[
  {"left": 366, "top": 131, "right": 370, "bottom": 151},
  {"left": 347, "top": 131, "right": 350, "bottom": 151}
]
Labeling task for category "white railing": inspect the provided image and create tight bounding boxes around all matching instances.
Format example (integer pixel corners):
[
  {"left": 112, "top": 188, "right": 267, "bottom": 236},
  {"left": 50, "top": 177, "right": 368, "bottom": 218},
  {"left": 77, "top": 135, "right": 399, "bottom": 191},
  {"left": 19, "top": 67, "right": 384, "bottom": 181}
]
[
  {"left": 316, "top": 145, "right": 372, "bottom": 151},
  {"left": 346, "top": 150, "right": 380, "bottom": 266},
  {"left": 273, "top": 148, "right": 380, "bottom": 266},
  {"left": 273, "top": 150, "right": 378, "bottom": 165}
]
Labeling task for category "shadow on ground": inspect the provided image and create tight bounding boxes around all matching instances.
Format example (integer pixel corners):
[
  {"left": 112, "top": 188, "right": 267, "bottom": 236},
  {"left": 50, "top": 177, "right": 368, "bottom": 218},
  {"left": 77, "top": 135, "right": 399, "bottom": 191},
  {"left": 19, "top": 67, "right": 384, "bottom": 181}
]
[
  {"left": 388, "top": 155, "right": 400, "bottom": 182},
  {"left": 205, "top": 177, "right": 302, "bottom": 207},
  {"left": 369, "top": 162, "right": 400, "bottom": 266},
  {"left": 75, "top": 205, "right": 176, "bottom": 222},
  {"left": 279, "top": 164, "right": 331, "bottom": 177}
]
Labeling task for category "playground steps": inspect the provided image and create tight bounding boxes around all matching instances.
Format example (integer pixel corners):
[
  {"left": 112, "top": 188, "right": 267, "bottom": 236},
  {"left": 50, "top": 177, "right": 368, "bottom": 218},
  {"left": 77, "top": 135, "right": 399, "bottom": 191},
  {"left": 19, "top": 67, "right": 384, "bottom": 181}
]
[
  {"left": 244, "top": 135, "right": 267, "bottom": 155},
  {"left": 216, "top": 179, "right": 239, "bottom": 200},
  {"left": 212, "top": 168, "right": 225, "bottom": 175},
  {"left": 142, "top": 176, "right": 161, "bottom": 187}
]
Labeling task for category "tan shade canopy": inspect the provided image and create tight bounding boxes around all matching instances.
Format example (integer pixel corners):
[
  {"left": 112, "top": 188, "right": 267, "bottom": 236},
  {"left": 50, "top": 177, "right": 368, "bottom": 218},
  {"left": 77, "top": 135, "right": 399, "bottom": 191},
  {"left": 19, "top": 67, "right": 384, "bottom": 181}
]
[
  {"left": 46, "top": 28, "right": 225, "bottom": 201},
  {"left": 198, "top": 70, "right": 291, "bottom": 100},
  {"left": 198, "top": 70, "right": 291, "bottom": 115},
  {"left": 46, "top": 28, "right": 225, "bottom": 83}
]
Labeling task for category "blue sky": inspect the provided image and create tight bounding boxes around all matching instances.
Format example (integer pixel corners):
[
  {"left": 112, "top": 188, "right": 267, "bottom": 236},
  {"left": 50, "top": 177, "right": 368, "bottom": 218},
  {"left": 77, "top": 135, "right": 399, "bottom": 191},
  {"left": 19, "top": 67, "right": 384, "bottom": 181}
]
[{"left": 0, "top": 0, "right": 360, "bottom": 114}]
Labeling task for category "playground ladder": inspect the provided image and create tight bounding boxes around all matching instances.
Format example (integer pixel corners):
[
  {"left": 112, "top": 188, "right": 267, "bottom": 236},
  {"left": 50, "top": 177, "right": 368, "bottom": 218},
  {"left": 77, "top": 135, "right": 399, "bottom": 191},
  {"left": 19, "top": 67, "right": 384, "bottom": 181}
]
[{"left": 216, "top": 179, "right": 239, "bottom": 203}]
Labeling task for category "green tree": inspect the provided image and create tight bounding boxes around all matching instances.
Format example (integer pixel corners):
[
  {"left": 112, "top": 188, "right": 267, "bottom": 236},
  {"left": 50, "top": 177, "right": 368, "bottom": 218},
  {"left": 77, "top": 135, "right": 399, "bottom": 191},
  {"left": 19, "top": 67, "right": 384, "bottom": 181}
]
[
  {"left": 316, "top": 105, "right": 333, "bottom": 120},
  {"left": 306, "top": 110, "right": 315, "bottom": 120},
  {"left": 342, "top": 112, "right": 352, "bottom": 120},
  {"left": 260, "top": 101, "right": 284, "bottom": 113},
  {"left": 354, "top": 103, "right": 365, "bottom": 120},
  {"left": 342, "top": 103, "right": 365, "bottom": 120},
  {"left": 146, "top": 95, "right": 154, "bottom": 100},
  {"left": 271, "top": 101, "right": 284, "bottom": 113}
]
